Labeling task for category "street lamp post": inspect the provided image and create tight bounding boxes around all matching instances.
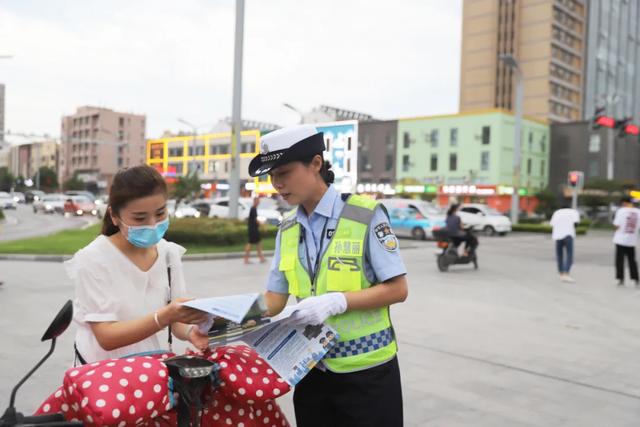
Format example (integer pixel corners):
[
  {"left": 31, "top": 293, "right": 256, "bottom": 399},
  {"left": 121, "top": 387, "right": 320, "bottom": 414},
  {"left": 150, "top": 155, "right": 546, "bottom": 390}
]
[
  {"left": 283, "top": 103, "right": 304, "bottom": 124},
  {"left": 228, "top": 0, "right": 245, "bottom": 219},
  {"left": 500, "top": 53, "right": 523, "bottom": 225}
]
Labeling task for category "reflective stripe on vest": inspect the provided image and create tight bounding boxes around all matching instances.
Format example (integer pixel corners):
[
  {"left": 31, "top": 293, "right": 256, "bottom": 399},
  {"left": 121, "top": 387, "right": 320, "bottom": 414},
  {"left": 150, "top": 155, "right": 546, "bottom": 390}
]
[{"left": 278, "top": 194, "right": 397, "bottom": 373}]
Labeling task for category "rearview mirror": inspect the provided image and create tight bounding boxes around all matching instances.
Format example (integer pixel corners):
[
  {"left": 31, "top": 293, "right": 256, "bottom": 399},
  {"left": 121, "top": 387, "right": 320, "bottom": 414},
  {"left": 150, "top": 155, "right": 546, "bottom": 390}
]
[{"left": 41, "top": 300, "right": 73, "bottom": 342}]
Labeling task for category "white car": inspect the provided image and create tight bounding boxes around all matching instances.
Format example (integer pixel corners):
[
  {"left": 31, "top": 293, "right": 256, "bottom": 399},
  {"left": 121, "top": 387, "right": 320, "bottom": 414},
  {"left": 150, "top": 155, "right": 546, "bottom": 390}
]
[
  {"left": 458, "top": 203, "right": 512, "bottom": 236},
  {"left": 11, "top": 192, "right": 25, "bottom": 204},
  {"left": 0, "top": 192, "right": 17, "bottom": 210},
  {"left": 33, "top": 194, "right": 66, "bottom": 214},
  {"left": 206, "top": 197, "right": 283, "bottom": 225},
  {"left": 174, "top": 202, "right": 201, "bottom": 219}
]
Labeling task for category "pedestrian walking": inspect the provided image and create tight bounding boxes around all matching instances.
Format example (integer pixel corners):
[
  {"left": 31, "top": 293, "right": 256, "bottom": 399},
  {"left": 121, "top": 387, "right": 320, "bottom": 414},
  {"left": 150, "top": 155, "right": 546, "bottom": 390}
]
[
  {"left": 550, "top": 204, "right": 580, "bottom": 283},
  {"left": 243, "top": 196, "right": 266, "bottom": 264},
  {"left": 612, "top": 196, "right": 640, "bottom": 287}
]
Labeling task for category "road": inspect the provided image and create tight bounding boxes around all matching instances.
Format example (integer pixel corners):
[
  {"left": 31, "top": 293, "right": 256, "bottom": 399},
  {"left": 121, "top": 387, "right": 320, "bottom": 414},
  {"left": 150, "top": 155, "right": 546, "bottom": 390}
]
[
  {"left": 0, "top": 231, "right": 638, "bottom": 426},
  {"left": 0, "top": 204, "right": 96, "bottom": 242}
]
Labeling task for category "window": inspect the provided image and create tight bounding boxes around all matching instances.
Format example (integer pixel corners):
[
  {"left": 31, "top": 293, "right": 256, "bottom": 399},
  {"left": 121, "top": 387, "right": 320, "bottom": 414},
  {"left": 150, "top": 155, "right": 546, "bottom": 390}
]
[
  {"left": 540, "top": 160, "right": 545, "bottom": 177},
  {"left": 385, "top": 154, "right": 394, "bottom": 171},
  {"left": 482, "top": 126, "right": 491, "bottom": 144},
  {"left": 385, "top": 133, "right": 395, "bottom": 152},
  {"left": 326, "top": 138, "right": 331, "bottom": 151},
  {"left": 528, "top": 132, "right": 534, "bottom": 152},
  {"left": 210, "top": 144, "right": 230, "bottom": 155},
  {"left": 188, "top": 146, "right": 205, "bottom": 156},
  {"left": 449, "top": 153, "right": 457, "bottom": 171},
  {"left": 347, "top": 137, "right": 352, "bottom": 151},
  {"left": 450, "top": 128, "right": 458, "bottom": 147},
  {"left": 541, "top": 136, "right": 547, "bottom": 153},
  {"left": 168, "top": 162, "right": 183, "bottom": 175},
  {"left": 430, "top": 154, "right": 438, "bottom": 171},
  {"left": 217, "top": 201, "right": 229, "bottom": 207},
  {"left": 119, "top": 117, "right": 124, "bottom": 127},
  {"left": 527, "top": 158, "right": 532, "bottom": 175},
  {"left": 241, "top": 143, "right": 255, "bottom": 154},
  {"left": 481, "top": 151, "right": 490, "bottom": 171},
  {"left": 403, "top": 132, "right": 411, "bottom": 149},
  {"left": 402, "top": 155, "right": 410, "bottom": 172},
  {"left": 168, "top": 146, "right": 183, "bottom": 157},
  {"left": 429, "top": 130, "right": 439, "bottom": 148},
  {"left": 589, "top": 160, "right": 598, "bottom": 177}
]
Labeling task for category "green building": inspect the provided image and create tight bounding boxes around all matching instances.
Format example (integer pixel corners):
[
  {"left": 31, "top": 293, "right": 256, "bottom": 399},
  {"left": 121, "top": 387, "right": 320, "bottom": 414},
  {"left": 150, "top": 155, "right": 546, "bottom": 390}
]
[{"left": 396, "top": 109, "right": 550, "bottom": 191}]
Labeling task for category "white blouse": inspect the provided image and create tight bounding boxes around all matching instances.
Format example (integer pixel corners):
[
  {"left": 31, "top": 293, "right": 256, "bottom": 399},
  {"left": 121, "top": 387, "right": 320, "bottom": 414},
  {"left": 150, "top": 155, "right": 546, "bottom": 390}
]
[{"left": 65, "top": 235, "right": 187, "bottom": 363}]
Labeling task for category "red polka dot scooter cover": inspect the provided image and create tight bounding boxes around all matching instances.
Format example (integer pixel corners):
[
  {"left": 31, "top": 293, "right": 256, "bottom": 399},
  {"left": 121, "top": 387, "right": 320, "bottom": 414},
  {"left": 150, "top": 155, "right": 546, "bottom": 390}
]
[{"left": 35, "top": 345, "right": 292, "bottom": 427}]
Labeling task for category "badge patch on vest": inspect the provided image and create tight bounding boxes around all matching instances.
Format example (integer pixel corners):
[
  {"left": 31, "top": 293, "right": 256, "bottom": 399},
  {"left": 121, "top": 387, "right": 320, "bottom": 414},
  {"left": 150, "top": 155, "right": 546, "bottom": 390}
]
[
  {"left": 374, "top": 222, "right": 398, "bottom": 252},
  {"left": 326, "top": 229, "right": 335, "bottom": 239}
]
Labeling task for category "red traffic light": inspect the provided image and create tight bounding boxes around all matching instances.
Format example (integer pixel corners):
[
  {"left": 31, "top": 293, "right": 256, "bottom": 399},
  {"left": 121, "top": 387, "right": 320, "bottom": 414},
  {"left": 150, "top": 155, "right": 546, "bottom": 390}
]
[
  {"left": 569, "top": 172, "right": 579, "bottom": 184},
  {"left": 625, "top": 124, "right": 640, "bottom": 135},
  {"left": 596, "top": 116, "right": 616, "bottom": 128}
]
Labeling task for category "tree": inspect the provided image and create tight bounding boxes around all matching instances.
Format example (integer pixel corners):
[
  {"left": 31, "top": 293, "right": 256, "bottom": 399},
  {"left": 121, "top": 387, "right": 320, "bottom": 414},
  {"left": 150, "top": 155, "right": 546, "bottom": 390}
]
[
  {"left": 63, "top": 173, "right": 85, "bottom": 191},
  {"left": 0, "top": 167, "right": 15, "bottom": 192},
  {"left": 35, "top": 167, "right": 59, "bottom": 192},
  {"left": 534, "top": 189, "right": 559, "bottom": 219},
  {"left": 171, "top": 172, "right": 201, "bottom": 203}
]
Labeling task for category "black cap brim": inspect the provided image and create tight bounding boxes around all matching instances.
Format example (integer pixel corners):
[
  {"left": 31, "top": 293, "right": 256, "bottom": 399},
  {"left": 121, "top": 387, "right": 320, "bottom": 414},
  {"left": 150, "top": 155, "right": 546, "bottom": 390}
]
[{"left": 248, "top": 132, "right": 325, "bottom": 177}]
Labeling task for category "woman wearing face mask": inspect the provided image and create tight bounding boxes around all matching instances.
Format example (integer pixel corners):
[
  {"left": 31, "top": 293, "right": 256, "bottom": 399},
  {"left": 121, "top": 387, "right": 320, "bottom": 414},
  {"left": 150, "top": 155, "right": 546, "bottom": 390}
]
[{"left": 66, "top": 165, "right": 210, "bottom": 365}]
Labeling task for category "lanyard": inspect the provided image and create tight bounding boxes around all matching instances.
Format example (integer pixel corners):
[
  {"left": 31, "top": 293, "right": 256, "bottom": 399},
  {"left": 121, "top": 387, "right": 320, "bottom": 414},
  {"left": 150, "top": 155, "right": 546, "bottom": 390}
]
[{"left": 302, "top": 216, "right": 329, "bottom": 287}]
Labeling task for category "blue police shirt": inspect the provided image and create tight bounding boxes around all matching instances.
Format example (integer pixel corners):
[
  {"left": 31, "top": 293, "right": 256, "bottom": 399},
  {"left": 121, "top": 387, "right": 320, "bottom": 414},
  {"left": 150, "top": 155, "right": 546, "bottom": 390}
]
[{"left": 265, "top": 185, "right": 407, "bottom": 294}]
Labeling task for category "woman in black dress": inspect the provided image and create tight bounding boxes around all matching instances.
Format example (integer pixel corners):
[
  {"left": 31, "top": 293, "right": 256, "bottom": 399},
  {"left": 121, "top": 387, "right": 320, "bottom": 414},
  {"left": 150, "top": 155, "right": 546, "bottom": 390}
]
[{"left": 244, "top": 196, "right": 266, "bottom": 264}]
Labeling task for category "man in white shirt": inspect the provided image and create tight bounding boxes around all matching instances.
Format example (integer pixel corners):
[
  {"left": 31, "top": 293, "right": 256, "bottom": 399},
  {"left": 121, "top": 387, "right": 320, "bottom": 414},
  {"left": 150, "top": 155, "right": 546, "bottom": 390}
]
[
  {"left": 550, "top": 204, "right": 581, "bottom": 282},
  {"left": 612, "top": 196, "right": 640, "bottom": 286}
]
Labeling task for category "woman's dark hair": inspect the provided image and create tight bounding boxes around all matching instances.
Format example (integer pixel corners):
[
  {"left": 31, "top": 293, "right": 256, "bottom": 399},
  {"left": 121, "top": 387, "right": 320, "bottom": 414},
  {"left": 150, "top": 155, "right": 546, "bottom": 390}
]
[
  {"left": 447, "top": 203, "right": 460, "bottom": 217},
  {"left": 301, "top": 153, "right": 335, "bottom": 185},
  {"left": 102, "top": 165, "right": 168, "bottom": 236}
]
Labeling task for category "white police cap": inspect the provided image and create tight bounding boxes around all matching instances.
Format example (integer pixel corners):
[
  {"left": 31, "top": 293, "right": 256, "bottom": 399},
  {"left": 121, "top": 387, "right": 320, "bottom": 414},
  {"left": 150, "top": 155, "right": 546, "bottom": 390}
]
[{"left": 248, "top": 124, "right": 325, "bottom": 177}]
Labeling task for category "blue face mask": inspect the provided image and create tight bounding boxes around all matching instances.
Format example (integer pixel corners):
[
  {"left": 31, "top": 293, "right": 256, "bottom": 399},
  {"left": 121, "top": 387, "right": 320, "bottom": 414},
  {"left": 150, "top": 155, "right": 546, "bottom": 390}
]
[{"left": 122, "top": 218, "right": 170, "bottom": 248}]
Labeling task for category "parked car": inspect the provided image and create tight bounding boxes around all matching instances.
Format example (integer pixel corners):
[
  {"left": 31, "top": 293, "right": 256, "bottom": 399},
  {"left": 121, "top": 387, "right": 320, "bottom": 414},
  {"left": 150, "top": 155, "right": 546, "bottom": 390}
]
[
  {"left": 64, "top": 191, "right": 96, "bottom": 202},
  {"left": 33, "top": 194, "right": 66, "bottom": 214},
  {"left": 174, "top": 202, "right": 201, "bottom": 219},
  {"left": 207, "top": 197, "right": 283, "bottom": 225},
  {"left": 64, "top": 196, "right": 98, "bottom": 216},
  {"left": 25, "top": 190, "right": 46, "bottom": 204},
  {"left": 458, "top": 203, "right": 512, "bottom": 236},
  {"left": 11, "top": 192, "right": 25, "bottom": 204},
  {"left": 0, "top": 192, "right": 18, "bottom": 210},
  {"left": 388, "top": 207, "right": 446, "bottom": 240}
]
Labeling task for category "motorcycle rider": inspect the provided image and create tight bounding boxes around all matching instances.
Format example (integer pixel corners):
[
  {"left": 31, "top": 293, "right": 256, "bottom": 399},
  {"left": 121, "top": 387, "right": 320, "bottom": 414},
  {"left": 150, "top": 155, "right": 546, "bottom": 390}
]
[{"left": 445, "top": 203, "right": 478, "bottom": 256}]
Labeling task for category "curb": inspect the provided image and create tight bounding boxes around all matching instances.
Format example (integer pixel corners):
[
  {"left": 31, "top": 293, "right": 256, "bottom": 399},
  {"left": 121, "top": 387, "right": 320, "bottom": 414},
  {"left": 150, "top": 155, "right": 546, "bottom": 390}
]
[{"left": 0, "top": 244, "right": 420, "bottom": 263}]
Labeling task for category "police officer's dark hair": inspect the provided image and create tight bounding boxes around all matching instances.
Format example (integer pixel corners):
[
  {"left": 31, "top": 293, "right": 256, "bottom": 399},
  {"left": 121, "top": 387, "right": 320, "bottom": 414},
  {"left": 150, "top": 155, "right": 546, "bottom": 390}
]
[
  {"left": 300, "top": 153, "right": 335, "bottom": 185},
  {"left": 621, "top": 195, "right": 633, "bottom": 205},
  {"left": 102, "top": 165, "right": 168, "bottom": 236},
  {"left": 447, "top": 203, "right": 460, "bottom": 217}
]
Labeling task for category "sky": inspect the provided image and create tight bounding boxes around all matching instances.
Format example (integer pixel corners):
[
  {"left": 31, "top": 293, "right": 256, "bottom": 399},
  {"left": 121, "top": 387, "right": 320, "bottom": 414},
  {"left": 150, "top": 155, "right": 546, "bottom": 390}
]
[{"left": 0, "top": 0, "right": 462, "bottom": 139}]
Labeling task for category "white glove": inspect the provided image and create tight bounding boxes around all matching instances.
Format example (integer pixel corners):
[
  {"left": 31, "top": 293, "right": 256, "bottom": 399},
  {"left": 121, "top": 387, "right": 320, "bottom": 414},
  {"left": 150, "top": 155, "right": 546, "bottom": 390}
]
[
  {"left": 197, "top": 315, "right": 215, "bottom": 335},
  {"left": 286, "top": 293, "right": 347, "bottom": 326}
]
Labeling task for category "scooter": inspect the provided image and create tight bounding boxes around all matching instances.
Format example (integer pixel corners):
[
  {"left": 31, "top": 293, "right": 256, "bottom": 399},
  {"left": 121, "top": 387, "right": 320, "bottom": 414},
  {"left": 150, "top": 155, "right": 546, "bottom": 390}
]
[
  {"left": 0, "top": 300, "right": 81, "bottom": 427},
  {"left": 0, "top": 299, "right": 221, "bottom": 427},
  {"left": 433, "top": 229, "right": 478, "bottom": 272}
]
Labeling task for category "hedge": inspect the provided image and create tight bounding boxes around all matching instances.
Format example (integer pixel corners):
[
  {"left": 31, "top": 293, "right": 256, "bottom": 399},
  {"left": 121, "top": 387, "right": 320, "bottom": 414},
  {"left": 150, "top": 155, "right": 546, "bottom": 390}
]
[
  {"left": 165, "top": 218, "right": 278, "bottom": 246},
  {"left": 512, "top": 223, "right": 588, "bottom": 235}
]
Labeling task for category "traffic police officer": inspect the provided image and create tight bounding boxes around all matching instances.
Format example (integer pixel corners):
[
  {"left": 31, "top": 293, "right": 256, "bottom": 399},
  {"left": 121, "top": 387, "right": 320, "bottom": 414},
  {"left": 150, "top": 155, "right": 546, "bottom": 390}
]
[{"left": 249, "top": 124, "right": 408, "bottom": 427}]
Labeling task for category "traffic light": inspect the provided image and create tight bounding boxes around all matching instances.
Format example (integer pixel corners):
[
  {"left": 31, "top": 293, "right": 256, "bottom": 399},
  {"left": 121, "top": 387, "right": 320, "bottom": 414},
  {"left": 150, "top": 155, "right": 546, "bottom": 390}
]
[
  {"left": 568, "top": 171, "right": 583, "bottom": 189},
  {"left": 591, "top": 107, "right": 615, "bottom": 130},
  {"left": 615, "top": 117, "right": 640, "bottom": 137}
]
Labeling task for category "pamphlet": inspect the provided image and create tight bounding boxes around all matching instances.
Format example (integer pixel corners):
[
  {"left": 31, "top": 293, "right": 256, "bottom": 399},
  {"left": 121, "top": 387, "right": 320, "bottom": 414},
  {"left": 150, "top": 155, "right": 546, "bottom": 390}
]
[{"left": 183, "top": 293, "right": 339, "bottom": 386}]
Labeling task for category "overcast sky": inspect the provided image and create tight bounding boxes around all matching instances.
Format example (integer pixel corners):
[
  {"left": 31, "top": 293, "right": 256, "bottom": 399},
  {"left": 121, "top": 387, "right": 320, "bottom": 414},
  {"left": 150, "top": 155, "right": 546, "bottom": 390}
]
[{"left": 0, "top": 0, "right": 462, "bottom": 139}]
